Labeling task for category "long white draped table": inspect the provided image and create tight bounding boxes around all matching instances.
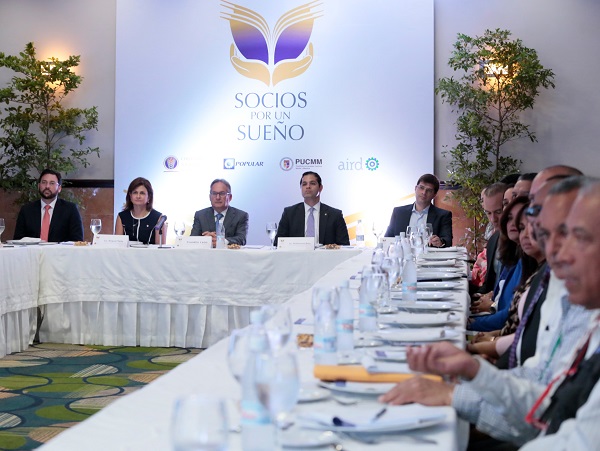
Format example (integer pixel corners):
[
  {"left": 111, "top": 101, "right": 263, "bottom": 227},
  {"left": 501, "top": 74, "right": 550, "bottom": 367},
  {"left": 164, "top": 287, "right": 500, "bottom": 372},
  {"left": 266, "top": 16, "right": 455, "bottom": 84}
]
[
  {"left": 28, "top": 245, "right": 359, "bottom": 348},
  {"left": 38, "top": 249, "right": 470, "bottom": 451},
  {"left": 0, "top": 246, "right": 39, "bottom": 357}
]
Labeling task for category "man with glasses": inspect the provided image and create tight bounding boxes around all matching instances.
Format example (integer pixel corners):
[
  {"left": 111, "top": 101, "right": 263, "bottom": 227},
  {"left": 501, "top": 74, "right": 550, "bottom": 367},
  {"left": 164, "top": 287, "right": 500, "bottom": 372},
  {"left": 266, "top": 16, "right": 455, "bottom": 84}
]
[
  {"left": 190, "top": 179, "right": 248, "bottom": 247},
  {"left": 13, "top": 168, "right": 84, "bottom": 242},
  {"left": 274, "top": 171, "right": 349, "bottom": 246},
  {"left": 384, "top": 173, "right": 453, "bottom": 247}
]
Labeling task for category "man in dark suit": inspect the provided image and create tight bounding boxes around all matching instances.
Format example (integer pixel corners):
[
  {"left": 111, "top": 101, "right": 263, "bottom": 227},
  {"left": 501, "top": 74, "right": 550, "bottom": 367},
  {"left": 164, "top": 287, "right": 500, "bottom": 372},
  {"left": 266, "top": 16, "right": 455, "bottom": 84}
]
[
  {"left": 274, "top": 171, "right": 349, "bottom": 246},
  {"left": 191, "top": 178, "right": 248, "bottom": 246},
  {"left": 384, "top": 173, "right": 452, "bottom": 247},
  {"left": 13, "top": 169, "right": 84, "bottom": 242}
]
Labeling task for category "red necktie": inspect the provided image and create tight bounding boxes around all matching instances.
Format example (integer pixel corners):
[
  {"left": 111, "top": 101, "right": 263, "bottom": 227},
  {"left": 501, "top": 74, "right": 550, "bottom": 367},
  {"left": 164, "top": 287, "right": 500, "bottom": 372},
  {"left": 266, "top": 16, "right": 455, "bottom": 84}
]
[{"left": 41, "top": 205, "right": 51, "bottom": 241}]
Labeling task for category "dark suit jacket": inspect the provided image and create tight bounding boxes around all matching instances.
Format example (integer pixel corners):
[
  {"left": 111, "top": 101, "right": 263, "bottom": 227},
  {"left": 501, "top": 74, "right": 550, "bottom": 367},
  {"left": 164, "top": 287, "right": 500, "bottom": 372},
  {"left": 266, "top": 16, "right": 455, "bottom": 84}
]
[
  {"left": 13, "top": 198, "right": 84, "bottom": 242},
  {"left": 478, "top": 231, "right": 501, "bottom": 295},
  {"left": 274, "top": 202, "right": 350, "bottom": 246},
  {"left": 384, "top": 203, "right": 453, "bottom": 247},
  {"left": 190, "top": 206, "right": 249, "bottom": 245}
]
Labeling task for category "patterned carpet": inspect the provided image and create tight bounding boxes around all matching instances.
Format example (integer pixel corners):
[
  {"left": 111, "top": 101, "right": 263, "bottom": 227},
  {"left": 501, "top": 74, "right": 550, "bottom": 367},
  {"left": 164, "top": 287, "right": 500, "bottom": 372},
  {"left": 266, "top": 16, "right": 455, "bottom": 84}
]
[{"left": 0, "top": 343, "right": 202, "bottom": 450}]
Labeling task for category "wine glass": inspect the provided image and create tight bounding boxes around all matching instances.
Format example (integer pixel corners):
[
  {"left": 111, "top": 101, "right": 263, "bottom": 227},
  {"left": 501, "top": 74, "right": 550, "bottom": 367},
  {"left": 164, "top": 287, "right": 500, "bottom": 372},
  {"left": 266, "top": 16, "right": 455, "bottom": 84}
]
[
  {"left": 174, "top": 221, "right": 186, "bottom": 237},
  {"left": 227, "top": 329, "right": 250, "bottom": 384},
  {"left": 262, "top": 305, "right": 292, "bottom": 353},
  {"left": 255, "top": 352, "right": 300, "bottom": 443},
  {"left": 90, "top": 218, "right": 102, "bottom": 243},
  {"left": 266, "top": 222, "right": 278, "bottom": 249},
  {"left": 381, "top": 256, "right": 401, "bottom": 297},
  {"left": 171, "top": 394, "right": 229, "bottom": 451},
  {"left": 372, "top": 221, "right": 384, "bottom": 245},
  {"left": 419, "top": 223, "right": 433, "bottom": 250},
  {"left": 0, "top": 218, "right": 5, "bottom": 244}
]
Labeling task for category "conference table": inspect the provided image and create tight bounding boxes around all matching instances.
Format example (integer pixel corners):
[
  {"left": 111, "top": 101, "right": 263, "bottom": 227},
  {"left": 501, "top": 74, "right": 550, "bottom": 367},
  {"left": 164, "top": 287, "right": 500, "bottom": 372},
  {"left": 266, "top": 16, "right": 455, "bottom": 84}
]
[
  {"left": 38, "top": 248, "right": 470, "bottom": 451},
  {"left": 0, "top": 244, "right": 361, "bottom": 355}
]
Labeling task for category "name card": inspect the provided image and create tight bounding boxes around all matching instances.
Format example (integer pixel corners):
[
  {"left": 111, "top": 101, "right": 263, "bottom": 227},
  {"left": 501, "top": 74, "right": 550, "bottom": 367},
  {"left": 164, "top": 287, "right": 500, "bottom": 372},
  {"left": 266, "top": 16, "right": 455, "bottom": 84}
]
[
  {"left": 176, "top": 236, "right": 212, "bottom": 249},
  {"left": 277, "top": 237, "right": 314, "bottom": 251},
  {"left": 93, "top": 234, "right": 129, "bottom": 248},
  {"left": 381, "top": 237, "right": 396, "bottom": 253}
]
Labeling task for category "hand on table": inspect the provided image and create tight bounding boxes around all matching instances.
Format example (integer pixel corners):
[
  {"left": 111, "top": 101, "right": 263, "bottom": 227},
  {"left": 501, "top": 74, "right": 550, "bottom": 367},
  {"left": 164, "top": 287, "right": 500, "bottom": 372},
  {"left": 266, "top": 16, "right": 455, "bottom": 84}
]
[
  {"left": 429, "top": 235, "right": 443, "bottom": 248},
  {"left": 407, "top": 343, "right": 480, "bottom": 381},
  {"left": 378, "top": 376, "right": 454, "bottom": 406},
  {"left": 202, "top": 231, "right": 217, "bottom": 248},
  {"left": 470, "top": 292, "right": 494, "bottom": 313}
]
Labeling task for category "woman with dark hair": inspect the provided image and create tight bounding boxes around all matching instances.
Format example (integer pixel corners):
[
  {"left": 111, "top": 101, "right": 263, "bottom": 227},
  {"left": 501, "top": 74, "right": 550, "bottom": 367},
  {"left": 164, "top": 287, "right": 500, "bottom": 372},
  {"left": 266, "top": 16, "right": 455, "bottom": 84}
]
[
  {"left": 115, "top": 177, "right": 166, "bottom": 244},
  {"left": 469, "top": 196, "right": 529, "bottom": 331}
]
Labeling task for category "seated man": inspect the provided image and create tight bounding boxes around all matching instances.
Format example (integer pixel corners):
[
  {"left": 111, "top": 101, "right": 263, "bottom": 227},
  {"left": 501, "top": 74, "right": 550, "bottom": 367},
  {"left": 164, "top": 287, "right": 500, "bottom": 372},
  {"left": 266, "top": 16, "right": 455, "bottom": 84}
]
[
  {"left": 384, "top": 173, "right": 452, "bottom": 247},
  {"left": 274, "top": 171, "right": 349, "bottom": 246},
  {"left": 191, "top": 178, "right": 248, "bottom": 246},
  {"left": 13, "top": 168, "right": 84, "bottom": 242}
]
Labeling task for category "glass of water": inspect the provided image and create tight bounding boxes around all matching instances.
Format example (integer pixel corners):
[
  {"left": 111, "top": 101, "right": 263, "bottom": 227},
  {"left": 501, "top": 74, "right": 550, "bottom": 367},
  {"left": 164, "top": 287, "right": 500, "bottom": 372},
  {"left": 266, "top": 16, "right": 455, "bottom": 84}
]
[
  {"left": 0, "top": 218, "right": 5, "bottom": 244},
  {"left": 174, "top": 221, "right": 186, "bottom": 237},
  {"left": 171, "top": 395, "right": 229, "bottom": 451},
  {"left": 266, "top": 222, "right": 278, "bottom": 249},
  {"left": 90, "top": 219, "right": 102, "bottom": 243}
]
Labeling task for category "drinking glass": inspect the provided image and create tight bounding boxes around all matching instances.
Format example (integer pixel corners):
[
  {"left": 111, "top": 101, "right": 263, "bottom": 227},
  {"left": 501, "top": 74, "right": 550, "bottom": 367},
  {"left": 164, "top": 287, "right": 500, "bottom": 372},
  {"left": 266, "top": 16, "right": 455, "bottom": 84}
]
[
  {"left": 171, "top": 394, "right": 229, "bottom": 451},
  {"left": 90, "top": 218, "right": 102, "bottom": 243},
  {"left": 372, "top": 221, "right": 384, "bottom": 245},
  {"left": 255, "top": 352, "right": 300, "bottom": 441},
  {"left": 266, "top": 222, "right": 278, "bottom": 249},
  {"left": 227, "top": 328, "right": 250, "bottom": 384},
  {"left": 174, "top": 221, "right": 186, "bottom": 237},
  {"left": 381, "top": 256, "right": 401, "bottom": 294},
  {"left": 419, "top": 223, "right": 433, "bottom": 250},
  {"left": 0, "top": 218, "right": 5, "bottom": 244},
  {"left": 262, "top": 305, "right": 292, "bottom": 353}
]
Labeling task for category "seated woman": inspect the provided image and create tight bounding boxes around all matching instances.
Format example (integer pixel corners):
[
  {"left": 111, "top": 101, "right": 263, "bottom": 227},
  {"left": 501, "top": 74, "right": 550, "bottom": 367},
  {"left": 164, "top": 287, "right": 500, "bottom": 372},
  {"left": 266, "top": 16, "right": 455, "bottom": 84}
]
[
  {"left": 469, "top": 199, "right": 545, "bottom": 358},
  {"left": 115, "top": 177, "right": 167, "bottom": 244},
  {"left": 468, "top": 196, "right": 528, "bottom": 332}
]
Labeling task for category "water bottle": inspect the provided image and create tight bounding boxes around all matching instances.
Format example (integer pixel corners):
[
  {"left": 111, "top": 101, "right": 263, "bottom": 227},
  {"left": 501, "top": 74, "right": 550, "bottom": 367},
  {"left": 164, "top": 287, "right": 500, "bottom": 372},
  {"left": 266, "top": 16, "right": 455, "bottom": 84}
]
[
  {"left": 371, "top": 242, "right": 384, "bottom": 267},
  {"left": 336, "top": 281, "right": 355, "bottom": 352},
  {"left": 401, "top": 257, "right": 418, "bottom": 302},
  {"left": 216, "top": 225, "right": 226, "bottom": 249},
  {"left": 355, "top": 219, "right": 365, "bottom": 248},
  {"left": 240, "top": 311, "right": 275, "bottom": 450},
  {"left": 314, "top": 290, "right": 338, "bottom": 365}
]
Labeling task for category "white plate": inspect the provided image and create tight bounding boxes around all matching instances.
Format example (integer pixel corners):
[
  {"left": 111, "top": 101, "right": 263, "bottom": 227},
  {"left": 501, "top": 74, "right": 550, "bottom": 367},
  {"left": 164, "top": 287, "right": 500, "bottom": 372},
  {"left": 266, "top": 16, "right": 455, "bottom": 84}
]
[
  {"left": 281, "top": 430, "right": 337, "bottom": 448},
  {"left": 318, "top": 381, "right": 396, "bottom": 395},
  {"left": 298, "top": 384, "right": 330, "bottom": 403},
  {"left": 396, "top": 301, "right": 460, "bottom": 312},
  {"left": 354, "top": 337, "right": 384, "bottom": 348},
  {"left": 417, "top": 281, "right": 462, "bottom": 290},
  {"left": 418, "top": 272, "right": 463, "bottom": 281},
  {"left": 6, "top": 239, "right": 41, "bottom": 245},
  {"left": 366, "top": 348, "right": 407, "bottom": 362},
  {"left": 418, "top": 267, "right": 463, "bottom": 274},
  {"left": 375, "top": 328, "right": 461, "bottom": 342},
  {"left": 418, "top": 259, "right": 456, "bottom": 267},
  {"left": 379, "top": 311, "right": 461, "bottom": 327},
  {"left": 130, "top": 243, "right": 149, "bottom": 248},
  {"left": 392, "top": 291, "right": 452, "bottom": 301}
]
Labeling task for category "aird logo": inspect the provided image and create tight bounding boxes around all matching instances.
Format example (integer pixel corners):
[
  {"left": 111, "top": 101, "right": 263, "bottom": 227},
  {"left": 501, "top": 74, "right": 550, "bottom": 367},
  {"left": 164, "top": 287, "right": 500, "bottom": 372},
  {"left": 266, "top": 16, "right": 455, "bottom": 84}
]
[{"left": 338, "top": 157, "right": 380, "bottom": 171}]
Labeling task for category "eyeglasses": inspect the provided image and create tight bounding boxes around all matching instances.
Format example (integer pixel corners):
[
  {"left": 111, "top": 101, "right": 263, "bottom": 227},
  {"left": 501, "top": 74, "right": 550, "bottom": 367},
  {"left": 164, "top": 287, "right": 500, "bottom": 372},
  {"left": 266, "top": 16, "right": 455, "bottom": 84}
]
[
  {"left": 40, "top": 180, "right": 59, "bottom": 187},
  {"left": 210, "top": 191, "right": 230, "bottom": 198},
  {"left": 525, "top": 205, "right": 542, "bottom": 218},
  {"left": 416, "top": 185, "right": 435, "bottom": 195}
]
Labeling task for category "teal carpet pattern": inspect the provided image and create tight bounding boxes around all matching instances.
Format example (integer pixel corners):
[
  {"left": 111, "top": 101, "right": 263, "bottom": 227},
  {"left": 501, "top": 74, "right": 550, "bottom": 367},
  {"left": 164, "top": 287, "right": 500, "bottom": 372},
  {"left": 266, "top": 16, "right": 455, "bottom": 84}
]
[{"left": 0, "top": 343, "right": 202, "bottom": 450}]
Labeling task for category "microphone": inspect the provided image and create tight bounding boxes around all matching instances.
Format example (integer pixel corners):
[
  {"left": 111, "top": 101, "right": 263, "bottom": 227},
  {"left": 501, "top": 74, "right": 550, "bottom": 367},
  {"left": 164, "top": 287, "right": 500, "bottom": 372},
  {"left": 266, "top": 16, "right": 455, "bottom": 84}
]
[{"left": 154, "top": 215, "right": 167, "bottom": 232}]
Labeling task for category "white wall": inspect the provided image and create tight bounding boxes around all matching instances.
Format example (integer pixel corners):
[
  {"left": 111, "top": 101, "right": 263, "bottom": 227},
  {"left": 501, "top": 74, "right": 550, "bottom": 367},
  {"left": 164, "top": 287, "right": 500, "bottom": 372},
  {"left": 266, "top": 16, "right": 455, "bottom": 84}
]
[{"left": 1, "top": 0, "right": 599, "bottom": 179}]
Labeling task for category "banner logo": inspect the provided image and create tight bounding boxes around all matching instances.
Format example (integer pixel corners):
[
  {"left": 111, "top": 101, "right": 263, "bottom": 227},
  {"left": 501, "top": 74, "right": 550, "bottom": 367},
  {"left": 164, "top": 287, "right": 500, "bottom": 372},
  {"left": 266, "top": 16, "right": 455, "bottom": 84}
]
[
  {"left": 365, "top": 157, "right": 379, "bottom": 171},
  {"left": 164, "top": 156, "right": 179, "bottom": 170},
  {"left": 222, "top": 1, "right": 323, "bottom": 86},
  {"left": 224, "top": 158, "right": 236, "bottom": 169},
  {"left": 280, "top": 157, "right": 294, "bottom": 171}
]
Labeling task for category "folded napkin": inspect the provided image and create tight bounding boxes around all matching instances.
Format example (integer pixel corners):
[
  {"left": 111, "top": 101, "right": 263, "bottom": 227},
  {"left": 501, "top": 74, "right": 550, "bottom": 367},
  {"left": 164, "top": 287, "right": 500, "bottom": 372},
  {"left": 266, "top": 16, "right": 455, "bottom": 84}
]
[
  {"left": 9, "top": 237, "right": 42, "bottom": 244},
  {"left": 314, "top": 364, "right": 441, "bottom": 382},
  {"left": 298, "top": 404, "right": 447, "bottom": 431},
  {"left": 418, "top": 259, "right": 456, "bottom": 267}
]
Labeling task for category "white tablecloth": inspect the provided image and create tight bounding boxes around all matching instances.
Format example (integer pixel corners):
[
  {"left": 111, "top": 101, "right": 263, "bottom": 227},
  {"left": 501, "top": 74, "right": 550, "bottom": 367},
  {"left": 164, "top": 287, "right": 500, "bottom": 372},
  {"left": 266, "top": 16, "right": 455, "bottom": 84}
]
[
  {"left": 0, "top": 246, "right": 39, "bottom": 357},
  {"left": 36, "top": 246, "right": 360, "bottom": 347},
  {"left": 38, "top": 250, "right": 469, "bottom": 451}
]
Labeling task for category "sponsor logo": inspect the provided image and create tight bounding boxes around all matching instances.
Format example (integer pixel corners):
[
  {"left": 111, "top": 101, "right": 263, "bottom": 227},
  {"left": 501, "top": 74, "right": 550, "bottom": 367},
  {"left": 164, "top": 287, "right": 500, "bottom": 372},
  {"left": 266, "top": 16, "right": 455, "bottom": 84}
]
[
  {"left": 280, "top": 157, "right": 323, "bottom": 170},
  {"left": 224, "top": 158, "right": 265, "bottom": 169},
  {"left": 338, "top": 157, "right": 380, "bottom": 171},
  {"left": 222, "top": 1, "right": 323, "bottom": 86},
  {"left": 164, "top": 156, "right": 178, "bottom": 170},
  {"left": 280, "top": 157, "right": 293, "bottom": 171}
]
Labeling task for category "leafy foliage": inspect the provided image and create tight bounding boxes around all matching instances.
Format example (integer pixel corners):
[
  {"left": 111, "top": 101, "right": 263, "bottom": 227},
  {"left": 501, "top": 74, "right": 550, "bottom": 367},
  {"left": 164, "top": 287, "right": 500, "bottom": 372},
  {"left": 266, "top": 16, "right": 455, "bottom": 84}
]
[
  {"left": 0, "top": 42, "right": 99, "bottom": 203},
  {"left": 436, "top": 29, "right": 555, "bottom": 256}
]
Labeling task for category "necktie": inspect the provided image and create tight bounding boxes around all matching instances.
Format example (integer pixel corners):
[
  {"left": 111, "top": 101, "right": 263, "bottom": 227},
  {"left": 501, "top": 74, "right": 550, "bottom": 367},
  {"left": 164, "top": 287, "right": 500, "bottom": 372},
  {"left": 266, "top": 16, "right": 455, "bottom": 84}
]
[
  {"left": 40, "top": 205, "right": 51, "bottom": 241},
  {"left": 508, "top": 265, "right": 551, "bottom": 368},
  {"left": 306, "top": 207, "right": 315, "bottom": 237},
  {"left": 215, "top": 213, "right": 224, "bottom": 235}
]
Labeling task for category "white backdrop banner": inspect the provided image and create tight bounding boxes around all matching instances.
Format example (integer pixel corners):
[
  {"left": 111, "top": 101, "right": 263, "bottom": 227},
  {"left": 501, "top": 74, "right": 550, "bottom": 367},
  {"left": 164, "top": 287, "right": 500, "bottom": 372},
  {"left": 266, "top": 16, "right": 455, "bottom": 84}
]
[{"left": 115, "top": 0, "right": 433, "bottom": 245}]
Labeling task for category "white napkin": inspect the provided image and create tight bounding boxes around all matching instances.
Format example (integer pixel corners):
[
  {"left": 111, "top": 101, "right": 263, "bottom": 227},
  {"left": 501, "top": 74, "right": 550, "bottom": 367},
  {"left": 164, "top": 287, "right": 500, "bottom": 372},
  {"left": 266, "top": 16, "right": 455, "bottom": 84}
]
[{"left": 11, "top": 237, "right": 41, "bottom": 243}]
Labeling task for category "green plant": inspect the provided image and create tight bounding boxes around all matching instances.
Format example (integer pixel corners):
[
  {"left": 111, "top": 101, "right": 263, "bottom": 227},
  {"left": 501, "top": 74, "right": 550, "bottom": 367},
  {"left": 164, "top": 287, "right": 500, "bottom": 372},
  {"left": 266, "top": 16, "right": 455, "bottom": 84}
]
[
  {"left": 436, "top": 29, "right": 555, "bottom": 256},
  {"left": 0, "top": 42, "right": 99, "bottom": 203}
]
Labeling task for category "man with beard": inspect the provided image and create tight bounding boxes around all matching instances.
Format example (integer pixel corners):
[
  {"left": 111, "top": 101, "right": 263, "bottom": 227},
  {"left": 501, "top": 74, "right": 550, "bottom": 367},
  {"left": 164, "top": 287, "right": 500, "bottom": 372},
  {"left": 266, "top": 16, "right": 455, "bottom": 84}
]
[{"left": 13, "top": 169, "right": 84, "bottom": 242}]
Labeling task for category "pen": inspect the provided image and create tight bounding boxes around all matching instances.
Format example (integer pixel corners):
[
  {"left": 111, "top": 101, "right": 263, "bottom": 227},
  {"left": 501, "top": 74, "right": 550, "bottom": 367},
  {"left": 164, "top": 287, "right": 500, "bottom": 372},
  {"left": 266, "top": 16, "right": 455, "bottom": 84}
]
[{"left": 371, "top": 407, "right": 387, "bottom": 423}]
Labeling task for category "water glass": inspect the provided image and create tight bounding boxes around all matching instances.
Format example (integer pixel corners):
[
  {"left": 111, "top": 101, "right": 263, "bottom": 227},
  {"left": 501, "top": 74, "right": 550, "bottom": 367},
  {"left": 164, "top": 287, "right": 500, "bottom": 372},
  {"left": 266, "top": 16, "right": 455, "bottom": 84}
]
[
  {"left": 90, "top": 218, "right": 102, "bottom": 243},
  {"left": 171, "top": 395, "right": 229, "bottom": 451},
  {"left": 266, "top": 222, "right": 278, "bottom": 249},
  {"left": 262, "top": 305, "right": 292, "bottom": 353},
  {"left": 174, "top": 221, "right": 186, "bottom": 237},
  {"left": 227, "top": 329, "right": 250, "bottom": 384},
  {"left": 0, "top": 218, "right": 5, "bottom": 243},
  {"left": 381, "top": 256, "right": 401, "bottom": 292}
]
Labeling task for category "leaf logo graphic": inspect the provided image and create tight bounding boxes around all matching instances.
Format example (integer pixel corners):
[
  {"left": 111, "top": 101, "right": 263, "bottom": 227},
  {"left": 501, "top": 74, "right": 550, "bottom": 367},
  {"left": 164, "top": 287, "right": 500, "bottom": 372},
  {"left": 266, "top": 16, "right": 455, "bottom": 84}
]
[{"left": 221, "top": 1, "right": 323, "bottom": 86}]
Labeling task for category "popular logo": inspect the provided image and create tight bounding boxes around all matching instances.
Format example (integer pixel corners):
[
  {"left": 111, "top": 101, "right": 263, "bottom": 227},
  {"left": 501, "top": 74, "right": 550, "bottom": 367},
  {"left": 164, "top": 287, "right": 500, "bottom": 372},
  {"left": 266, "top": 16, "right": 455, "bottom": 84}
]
[
  {"left": 164, "top": 156, "right": 178, "bottom": 170},
  {"left": 224, "top": 158, "right": 235, "bottom": 169},
  {"left": 221, "top": 1, "right": 323, "bottom": 86},
  {"left": 280, "top": 157, "right": 294, "bottom": 171}
]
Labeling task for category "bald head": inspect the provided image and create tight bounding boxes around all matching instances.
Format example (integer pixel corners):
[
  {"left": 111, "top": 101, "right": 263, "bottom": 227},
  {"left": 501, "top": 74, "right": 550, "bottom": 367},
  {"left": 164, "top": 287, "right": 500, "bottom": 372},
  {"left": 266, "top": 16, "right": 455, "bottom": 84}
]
[{"left": 529, "top": 165, "right": 583, "bottom": 199}]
